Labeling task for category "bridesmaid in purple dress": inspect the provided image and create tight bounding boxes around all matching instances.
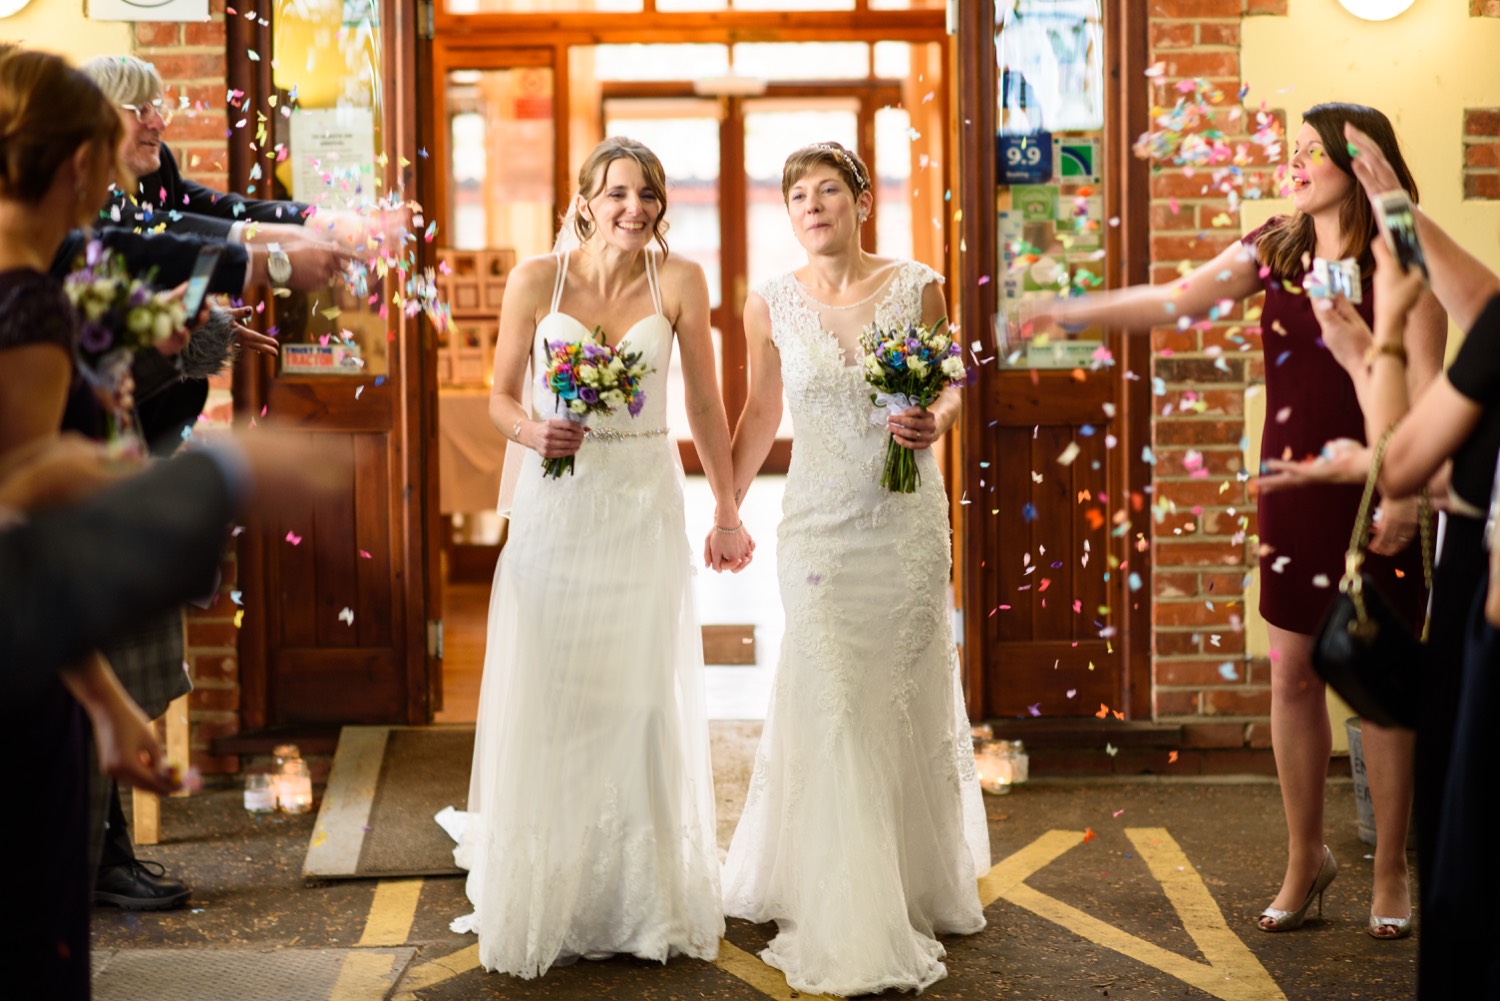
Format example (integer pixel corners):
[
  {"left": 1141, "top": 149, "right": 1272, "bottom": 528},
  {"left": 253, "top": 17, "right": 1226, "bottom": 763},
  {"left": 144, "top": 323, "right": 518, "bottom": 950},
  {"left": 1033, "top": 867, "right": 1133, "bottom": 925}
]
[{"left": 1041, "top": 103, "right": 1444, "bottom": 940}]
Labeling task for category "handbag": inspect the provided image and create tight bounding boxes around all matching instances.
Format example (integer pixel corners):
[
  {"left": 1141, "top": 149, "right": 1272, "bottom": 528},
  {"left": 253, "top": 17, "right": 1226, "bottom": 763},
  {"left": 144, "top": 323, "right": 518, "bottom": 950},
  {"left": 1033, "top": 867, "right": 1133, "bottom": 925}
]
[{"left": 1310, "top": 426, "right": 1433, "bottom": 730}]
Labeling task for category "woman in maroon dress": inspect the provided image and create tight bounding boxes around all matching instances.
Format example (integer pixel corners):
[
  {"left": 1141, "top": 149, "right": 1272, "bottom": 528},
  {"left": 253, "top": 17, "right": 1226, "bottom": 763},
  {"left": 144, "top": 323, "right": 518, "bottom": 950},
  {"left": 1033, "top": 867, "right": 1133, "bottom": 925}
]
[{"left": 1040, "top": 103, "right": 1444, "bottom": 939}]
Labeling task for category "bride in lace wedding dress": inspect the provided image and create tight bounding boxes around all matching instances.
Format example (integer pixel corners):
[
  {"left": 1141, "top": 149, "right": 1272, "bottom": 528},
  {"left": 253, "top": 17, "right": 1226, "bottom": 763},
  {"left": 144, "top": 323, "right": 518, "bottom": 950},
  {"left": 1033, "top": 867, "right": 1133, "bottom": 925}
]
[
  {"left": 440, "top": 137, "right": 752, "bottom": 979},
  {"left": 722, "top": 142, "right": 990, "bottom": 996}
]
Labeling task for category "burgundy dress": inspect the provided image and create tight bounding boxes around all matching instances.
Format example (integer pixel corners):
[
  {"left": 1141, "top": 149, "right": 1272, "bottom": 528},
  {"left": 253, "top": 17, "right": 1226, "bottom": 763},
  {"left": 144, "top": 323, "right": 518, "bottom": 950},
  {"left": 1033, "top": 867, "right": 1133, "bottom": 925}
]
[{"left": 1246, "top": 223, "right": 1427, "bottom": 634}]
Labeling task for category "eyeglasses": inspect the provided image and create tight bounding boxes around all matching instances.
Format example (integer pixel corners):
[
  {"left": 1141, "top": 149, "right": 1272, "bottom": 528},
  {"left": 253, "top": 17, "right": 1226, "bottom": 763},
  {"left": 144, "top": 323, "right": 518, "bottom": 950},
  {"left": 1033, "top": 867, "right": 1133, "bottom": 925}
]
[{"left": 120, "top": 100, "right": 173, "bottom": 127}]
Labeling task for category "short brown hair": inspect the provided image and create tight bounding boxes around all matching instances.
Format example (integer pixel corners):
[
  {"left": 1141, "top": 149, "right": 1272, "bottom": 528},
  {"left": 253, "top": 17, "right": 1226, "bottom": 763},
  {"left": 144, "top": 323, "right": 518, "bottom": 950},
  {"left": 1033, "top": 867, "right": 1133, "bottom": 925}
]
[
  {"left": 0, "top": 48, "right": 124, "bottom": 210},
  {"left": 1256, "top": 103, "right": 1418, "bottom": 281},
  {"left": 780, "top": 141, "right": 869, "bottom": 202},
  {"left": 572, "top": 136, "right": 670, "bottom": 256}
]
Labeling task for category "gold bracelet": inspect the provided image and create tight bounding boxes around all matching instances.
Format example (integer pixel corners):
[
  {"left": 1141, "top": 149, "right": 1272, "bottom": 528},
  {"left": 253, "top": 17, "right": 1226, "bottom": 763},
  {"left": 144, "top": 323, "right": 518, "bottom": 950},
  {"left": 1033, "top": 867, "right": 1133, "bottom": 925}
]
[{"left": 1364, "top": 342, "right": 1408, "bottom": 367}]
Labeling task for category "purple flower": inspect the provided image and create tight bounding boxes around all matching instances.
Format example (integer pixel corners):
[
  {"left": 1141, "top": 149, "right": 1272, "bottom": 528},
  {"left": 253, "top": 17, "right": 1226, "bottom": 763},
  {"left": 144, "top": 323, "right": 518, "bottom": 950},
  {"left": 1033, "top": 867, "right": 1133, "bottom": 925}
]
[
  {"left": 79, "top": 322, "right": 112, "bottom": 353},
  {"left": 628, "top": 394, "right": 645, "bottom": 417},
  {"left": 579, "top": 386, "right": 599, "bottom": 404},
  {"left": 85, "top": 240, "right": 104, "bottom": 267}
]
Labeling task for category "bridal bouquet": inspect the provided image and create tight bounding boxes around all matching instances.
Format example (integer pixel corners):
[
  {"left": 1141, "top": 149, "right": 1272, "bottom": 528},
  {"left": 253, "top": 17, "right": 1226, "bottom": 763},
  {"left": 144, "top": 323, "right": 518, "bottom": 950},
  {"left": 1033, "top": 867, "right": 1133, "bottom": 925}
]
[
  {"left": 63, "top": 242, "right": 190, "bottom": 454},
  {"left": 539, "top": 327, "right": 651, "bottom": 479},
  {"left": 859, "top": 318, "right": 966, "bottom": 493}
]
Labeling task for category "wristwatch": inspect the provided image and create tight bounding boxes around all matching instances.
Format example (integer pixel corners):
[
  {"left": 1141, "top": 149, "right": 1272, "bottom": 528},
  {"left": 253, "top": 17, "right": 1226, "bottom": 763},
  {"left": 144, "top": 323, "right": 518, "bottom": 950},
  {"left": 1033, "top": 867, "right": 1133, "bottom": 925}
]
[{"left": 266, "top": 243, "right": 292, "bottom": 287}]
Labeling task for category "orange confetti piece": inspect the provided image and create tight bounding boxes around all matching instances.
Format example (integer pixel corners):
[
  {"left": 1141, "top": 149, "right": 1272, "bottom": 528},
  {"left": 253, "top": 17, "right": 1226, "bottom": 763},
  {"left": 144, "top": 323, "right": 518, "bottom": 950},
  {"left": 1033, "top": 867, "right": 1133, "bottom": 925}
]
[
  {"left": 1095, "top": 703, "right": 1110, "bottom": 719},
  {"left": 1168, "top": 750, "right": 1180, "bottom": 764},
  {"left": 1082, "top": 827, "right": 1098, "bottom": 843}
]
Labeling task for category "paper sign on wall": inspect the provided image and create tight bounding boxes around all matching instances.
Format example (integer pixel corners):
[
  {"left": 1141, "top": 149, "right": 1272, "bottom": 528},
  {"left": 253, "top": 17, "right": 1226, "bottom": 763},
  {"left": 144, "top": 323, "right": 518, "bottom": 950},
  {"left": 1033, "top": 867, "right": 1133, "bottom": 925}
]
[
  {"left": 290, "top": 107, "right": 376, "bottom": 211},
  {"left": 88, "top": 0, "right": 208, "bottom": 21}
]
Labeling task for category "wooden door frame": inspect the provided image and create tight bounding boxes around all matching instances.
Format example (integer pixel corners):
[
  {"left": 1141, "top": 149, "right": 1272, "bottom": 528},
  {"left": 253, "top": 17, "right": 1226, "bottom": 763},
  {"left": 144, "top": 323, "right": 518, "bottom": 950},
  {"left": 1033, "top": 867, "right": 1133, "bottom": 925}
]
[
  {"left": 953, "top": 0, "right": 1152, "bottom": 721},
  {"left": 228, "top": 0, "right": 432, "bottom": 728}
]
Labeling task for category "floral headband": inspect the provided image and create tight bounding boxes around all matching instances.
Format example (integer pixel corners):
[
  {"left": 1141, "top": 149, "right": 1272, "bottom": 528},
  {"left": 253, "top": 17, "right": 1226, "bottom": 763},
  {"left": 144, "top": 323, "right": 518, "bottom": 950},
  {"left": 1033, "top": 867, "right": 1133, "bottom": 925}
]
[{"left": 810, "top": 143, "right": 869, "bottom": 193}]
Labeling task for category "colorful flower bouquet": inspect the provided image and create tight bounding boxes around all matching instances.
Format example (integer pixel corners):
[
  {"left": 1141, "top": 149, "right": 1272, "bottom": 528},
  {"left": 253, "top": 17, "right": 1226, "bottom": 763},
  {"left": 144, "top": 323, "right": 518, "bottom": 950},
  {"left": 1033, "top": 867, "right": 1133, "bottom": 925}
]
[
  {"left": 859, "top": 318, "right": 966, "bottom": 493},
  {"left": 539, "top": 327, "right": 651, "bottom": 479},
  {"left": 63, "top": 242, "right": 190, "bottom": 455}
]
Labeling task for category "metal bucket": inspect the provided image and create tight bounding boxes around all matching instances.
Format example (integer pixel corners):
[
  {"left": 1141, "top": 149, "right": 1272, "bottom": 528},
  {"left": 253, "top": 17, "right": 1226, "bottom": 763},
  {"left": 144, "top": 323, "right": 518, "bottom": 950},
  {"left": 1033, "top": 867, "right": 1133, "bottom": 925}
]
[{"left": 1346, "top": 717, "right": 1379, "bottom": 845}]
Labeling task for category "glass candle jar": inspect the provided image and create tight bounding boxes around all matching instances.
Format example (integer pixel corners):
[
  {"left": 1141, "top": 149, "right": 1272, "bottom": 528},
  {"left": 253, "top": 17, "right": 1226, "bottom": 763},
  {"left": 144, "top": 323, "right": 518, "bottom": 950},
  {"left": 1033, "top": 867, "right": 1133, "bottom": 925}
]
[
  {"left": 278, "top": 759, "right": 314, "bottom": 814},
  {"left": 243, "top": 773, "right": 276, "bottom": 814}
]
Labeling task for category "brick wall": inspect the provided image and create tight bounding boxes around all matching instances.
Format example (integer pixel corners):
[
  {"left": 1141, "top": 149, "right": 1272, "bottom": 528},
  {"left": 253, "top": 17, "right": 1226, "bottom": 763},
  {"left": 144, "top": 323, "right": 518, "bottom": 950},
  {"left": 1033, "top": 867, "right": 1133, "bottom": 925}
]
[
  {"left": 132, "top": 5, "right": 240, "bottom": 774},
  {"left": 1473, "top": 0, "right": 1500, "bottom": 17},
  {"left": 1146, "top": 0, "right": 1285, "bottom": 752},
  {"left": 1464, "top": 108, "right": 1500, "bottom": 200}
]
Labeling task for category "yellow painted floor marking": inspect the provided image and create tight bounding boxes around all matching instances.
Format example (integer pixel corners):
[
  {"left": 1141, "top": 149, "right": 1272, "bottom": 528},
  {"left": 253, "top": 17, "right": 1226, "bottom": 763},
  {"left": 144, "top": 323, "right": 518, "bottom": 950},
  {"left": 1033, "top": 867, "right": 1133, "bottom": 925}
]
[
  {"left": 980, "top": 828, "right": 1286, "bottom": 1001},
  {"left": 389, "top": 944, "right": 482, "bottom": 999},
  {"left": 330, "top": 951, "right": 400, "bottom": 1000},
  {"left": 358, "top": 878, "right": 425, "bottom": 947},
  {"left": 713, "top": 939, "right": 825, "bottom": 1000}
]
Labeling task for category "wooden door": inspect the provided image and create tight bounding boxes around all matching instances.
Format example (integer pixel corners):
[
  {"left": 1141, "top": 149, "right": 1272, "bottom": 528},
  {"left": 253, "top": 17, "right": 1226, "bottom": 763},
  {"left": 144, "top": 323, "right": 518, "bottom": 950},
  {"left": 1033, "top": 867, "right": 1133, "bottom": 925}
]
[
  {"left": 953, "top": 0, "right": 1152, "bottom": 721},
  {"left": 231, "top": 0, "right": 432, "bottom": 729}
]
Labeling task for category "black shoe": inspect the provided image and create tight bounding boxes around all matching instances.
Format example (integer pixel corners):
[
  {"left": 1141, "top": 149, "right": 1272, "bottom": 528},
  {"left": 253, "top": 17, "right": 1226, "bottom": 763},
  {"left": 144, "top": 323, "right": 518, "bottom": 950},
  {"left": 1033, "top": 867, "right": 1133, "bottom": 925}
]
[{"left": 94, "top": 859, "right": 192, "bottom": 911}]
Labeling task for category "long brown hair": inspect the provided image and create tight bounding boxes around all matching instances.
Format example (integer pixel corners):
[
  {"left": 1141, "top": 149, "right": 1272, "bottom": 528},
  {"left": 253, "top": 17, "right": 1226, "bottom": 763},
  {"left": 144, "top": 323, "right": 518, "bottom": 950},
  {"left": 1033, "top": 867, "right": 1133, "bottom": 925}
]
[
  {"left": 0, "top": 47, "right": 124, "bottom": 220},
  {"left": 571, "top": 136, "right": 670, "bottom": 257},
  {"left": 1256, "top": 103, "right": 1418, "bottom": 281}
]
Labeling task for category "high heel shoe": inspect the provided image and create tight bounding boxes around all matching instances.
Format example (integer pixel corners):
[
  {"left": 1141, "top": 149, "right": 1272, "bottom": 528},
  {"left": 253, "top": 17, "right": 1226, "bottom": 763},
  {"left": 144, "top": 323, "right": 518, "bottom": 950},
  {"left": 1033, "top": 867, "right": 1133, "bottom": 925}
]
[
  {"left": 1258, "top": 845, "right": 1338, "bottom": 932},
  {"left": 1367, "top": 912, "right": 1412, "bottom": 940}
]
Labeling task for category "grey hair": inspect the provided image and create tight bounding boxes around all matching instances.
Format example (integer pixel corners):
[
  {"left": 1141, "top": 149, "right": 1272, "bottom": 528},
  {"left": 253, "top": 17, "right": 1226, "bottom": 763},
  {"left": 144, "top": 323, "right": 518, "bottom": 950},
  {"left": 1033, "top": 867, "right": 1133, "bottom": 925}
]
[{"left": 78, "top": 55, "right": 163, "bottom": 107}]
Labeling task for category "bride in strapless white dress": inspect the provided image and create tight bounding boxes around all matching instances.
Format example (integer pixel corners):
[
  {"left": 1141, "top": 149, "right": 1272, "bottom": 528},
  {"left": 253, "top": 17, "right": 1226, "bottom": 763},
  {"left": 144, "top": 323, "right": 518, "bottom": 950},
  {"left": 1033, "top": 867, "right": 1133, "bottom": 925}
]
[
  {"left": 723, "top": 142, "right": 989, "bottom": 997},
  {"left": 440, "top": 137, "right": 752, "bottom": 979}
]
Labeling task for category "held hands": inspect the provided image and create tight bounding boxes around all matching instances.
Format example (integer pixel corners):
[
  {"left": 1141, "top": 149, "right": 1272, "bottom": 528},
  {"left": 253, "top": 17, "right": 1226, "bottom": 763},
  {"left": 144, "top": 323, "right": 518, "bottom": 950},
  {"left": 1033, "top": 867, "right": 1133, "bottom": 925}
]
[
  {"left": 889, "top": 406, "right": 941, "bottom": 451},
  {"left": 703, "top": 520, "right": 755, "bottom": 574}
]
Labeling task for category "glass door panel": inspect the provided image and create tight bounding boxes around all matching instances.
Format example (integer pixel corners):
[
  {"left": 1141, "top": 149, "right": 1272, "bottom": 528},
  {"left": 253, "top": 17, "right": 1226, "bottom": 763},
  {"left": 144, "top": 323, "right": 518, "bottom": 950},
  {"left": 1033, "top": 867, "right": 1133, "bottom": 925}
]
[{"left": 603, "top": 98, "right": 724, "bottom": 451}]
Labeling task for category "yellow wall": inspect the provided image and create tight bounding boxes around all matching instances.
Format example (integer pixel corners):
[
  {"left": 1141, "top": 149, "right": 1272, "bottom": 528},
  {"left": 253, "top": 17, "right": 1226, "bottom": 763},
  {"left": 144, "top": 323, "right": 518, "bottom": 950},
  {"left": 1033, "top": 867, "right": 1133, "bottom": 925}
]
[
  {"left": 1238, "top": 4, "right": 1500, "bottom": 751},
  {"left": 1242, "top": 2, "right": 1500, "bottom": 298},
  {"left": 0, "top": 0, "right": 131, "bottom": 61}
]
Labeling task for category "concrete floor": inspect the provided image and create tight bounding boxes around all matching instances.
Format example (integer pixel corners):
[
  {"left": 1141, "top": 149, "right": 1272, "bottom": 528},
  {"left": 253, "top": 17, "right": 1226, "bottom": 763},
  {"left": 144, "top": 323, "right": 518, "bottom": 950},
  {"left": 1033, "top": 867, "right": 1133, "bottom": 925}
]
[{"left": 91, "top": 777, "right": 1417, "bottom": 1001}]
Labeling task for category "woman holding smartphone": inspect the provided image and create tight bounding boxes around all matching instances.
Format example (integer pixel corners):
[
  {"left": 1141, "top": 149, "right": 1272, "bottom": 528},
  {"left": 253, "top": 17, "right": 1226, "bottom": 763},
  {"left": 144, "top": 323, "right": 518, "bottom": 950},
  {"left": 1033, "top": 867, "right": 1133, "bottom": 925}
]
[{"left": 1037, "top": 103, "right": 1445, "bottom": 938}]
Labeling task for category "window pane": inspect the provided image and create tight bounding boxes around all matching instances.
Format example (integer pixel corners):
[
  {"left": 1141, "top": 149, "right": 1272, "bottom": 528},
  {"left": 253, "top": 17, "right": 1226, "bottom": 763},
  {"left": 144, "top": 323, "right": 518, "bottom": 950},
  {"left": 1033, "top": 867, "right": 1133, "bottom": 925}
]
[
  {"left": 593, "top": 43, "right": 729, "bottom": 81},
  {"left": 446, "top": 0, "right": 641, "bottom": 13},
  {"left": 732, "top": 42, "right": 868, "bottom": 81},
  {"left": 868, "top": 0, "right": 944, "bottom": 8},
  {"left": 730, "top": 0, "right": 851, "bottom": 8},
  {"left": 997, "top": 0, "right": 1105, "bottom": 135},
  {"left": 872, "top": 40, "right": 910, "bottom": 79},
  {"left": 874, "top": 106, "right": 913, "bottom": 262},
  {"left": 654, "top": 0, "right": 727, "bottom": 8}
]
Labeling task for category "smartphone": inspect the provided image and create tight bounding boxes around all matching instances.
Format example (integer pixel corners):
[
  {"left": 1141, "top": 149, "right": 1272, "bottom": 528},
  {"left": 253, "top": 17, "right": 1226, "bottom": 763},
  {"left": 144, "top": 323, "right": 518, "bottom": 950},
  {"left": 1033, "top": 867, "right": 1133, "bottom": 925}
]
[
  {"left": 181, "top": 244, "right": 223, "bottom": 318},
  {"left": 1375, "top": 190, "right": 1427, "bottom": 276},
  {"left": 1308, "top": 257, "right": 1363, "bottom": 304}
]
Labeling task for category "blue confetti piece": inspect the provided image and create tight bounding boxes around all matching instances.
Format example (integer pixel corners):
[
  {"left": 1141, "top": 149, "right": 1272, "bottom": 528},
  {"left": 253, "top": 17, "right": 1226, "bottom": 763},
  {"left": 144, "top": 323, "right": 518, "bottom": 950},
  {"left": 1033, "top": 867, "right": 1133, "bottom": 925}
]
[
  {"left": 230, "top": 590, "right": 244, "bottom": 605},
  {"left": 375, "top": 376, "right": 386, "bottom": 387},
  {"left": 1141, "top": 446, "right": 1156, "bottom": 465},
  {"left": 1218, "top": 662, "right": 1240, "bottom": 681},
  {"left": 1128, "top": 572, "right": 1143, "bottom": 591},
  {"left": 1275, "top": 350, "right": 1291, "bottom": 366},
  {"left": 1079, "top": 424, "right": 1096, "bottom": 436},
  {"left": 1022, "top": 503, "right": 1037, "bottom": 523}
]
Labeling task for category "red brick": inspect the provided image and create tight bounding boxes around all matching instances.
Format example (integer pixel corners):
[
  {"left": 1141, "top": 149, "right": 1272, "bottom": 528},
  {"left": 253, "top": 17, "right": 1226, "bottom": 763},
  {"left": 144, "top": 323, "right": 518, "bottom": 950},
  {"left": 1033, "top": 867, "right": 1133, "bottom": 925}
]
[
  {"left": 1154, "top": 571, "right": 1199, "bottom": 599},
  {"left": 1202, "top": 326, "right": 1256, "bottom": 353},
  {"left": 1150, "top": 22, "right": 1196, "bottom": 49},
  {"left": 1246, "top": 721, "right": 1274, "bottom": 748},
  {"left": 1159, "top": 387, "right": 1245, "bottom": 415},
  {"left": 1155, "top": 446, "right": 1245, "bottom": 478},
  {"left": 1207, "top": 629, "right": 1246, "bottom": 655},
  {"left": 1149, "top": 0, "right": 1242, "bottom": 16},
  {"left": 1151, "top": 232, "right": 1241, "bottom": 264},
  {"left": 1151, "top": 328, "right": 1198, "bottom": 354},
  {"left": 1203, "top": 570, "right": 1248, "bottom": 596},
  {"left": 1154, "top": 418, "right": 1246, "bottom": 447},
  {"left": 1157, "top": 659, "right": 1237, "bottom": 687},
  {"left": 1199, "top": 748, "right": 1278, "bottom": 775},
  {"left": 149, "top": 53, "right": 227, "bottom": 84},
  {"left": 1465, "top": 109, "right": 1500, "bottom": 137},
  {"left": 1151, "top": 264, "right": 1189, "bottom": 286},
  {"left": 1196, "top": 203, "right": 1240, "bottom": 230},
  {"left": 1154, "top": 599, "right": 1242, "bottom": 628},
  {"left": 168, "top": 113, "right": 230, "bottom": 143},
  {"left": 1467, "top": 143, "right": 1500, "bottom": 169},
  {"left": 1476, "top": 0, "right": 1500, "bottom": 15},
  {"left": 191, "top": 717, "right": 240, "bottom": 743},
  {"left": 1181, "top": 720, "right": 1249, "bottom": 748},
  {"left": 1203, "top": 687, "right": 1272, "bottom": 716},
  {"left": 189, "top": 686, "right": 240, "bottom": 712},
  {"left": 1161, "top": 52, "right": 1240, "bottom": 82},
  {"left": 190, "top": 655, "right": 237, "bottom": 683},
  {"left": 186, "top": 620, "right": 240, "bottom": 649},
  {"left": 1244, "top": 0, "right": 1288, "bottom": 13},
  {"left": 1157, "top": 356, "right": 1245, "bottom": 384},
  {"left": 1466, "top": 173, "right": 1500, "bottom": 200},
  {"left": 134, "top": 22, "right": 180, "bottom": 46},
  {"left": 1156, "top": 478, "right": 1245, "bottom": 507},
  {"left": 1247, "top": 657, "right": 1272, "bottom": 684},
  {"left": 1202, "top": 509, "right": 1250, "bottom": 535},
  {"left": 1156, "top": 540, "right": 1244, "bottom": 567},
  {"left": 1155, "top": 689, "right": 1201, "bottom": 716},
  {"left": 1156, "top": 629, "right": 1201, "bottom": 656},
  {"left": 190, "top": 753, "right": 241, "bottom": 775},
  {"left": 182, "top": 20, "right": 227, "bottom": 47},
  {"left": 1197, "top": 22, "right": 1241, "bottom": 45},
  {"left": 1150, "top": 171, "right": 1223, "bottom": 200}
]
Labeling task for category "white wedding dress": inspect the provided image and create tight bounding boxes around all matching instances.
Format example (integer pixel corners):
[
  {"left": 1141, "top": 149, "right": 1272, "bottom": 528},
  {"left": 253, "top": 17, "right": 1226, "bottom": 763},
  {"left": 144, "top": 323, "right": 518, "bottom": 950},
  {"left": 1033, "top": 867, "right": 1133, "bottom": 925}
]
[
  {"left": 444, "top": 250, "right": 723, "bottom": 977},
  {"left": 722, "top": 261, "right": 990, "bottom": 997}
]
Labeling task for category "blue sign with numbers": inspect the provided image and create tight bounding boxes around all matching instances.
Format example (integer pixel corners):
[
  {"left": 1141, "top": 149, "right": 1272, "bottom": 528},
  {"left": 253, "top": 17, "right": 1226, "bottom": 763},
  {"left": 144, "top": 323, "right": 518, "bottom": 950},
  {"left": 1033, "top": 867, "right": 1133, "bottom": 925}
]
[{"left": 997, "top": 130, "right": 1053, "bottom": 184}]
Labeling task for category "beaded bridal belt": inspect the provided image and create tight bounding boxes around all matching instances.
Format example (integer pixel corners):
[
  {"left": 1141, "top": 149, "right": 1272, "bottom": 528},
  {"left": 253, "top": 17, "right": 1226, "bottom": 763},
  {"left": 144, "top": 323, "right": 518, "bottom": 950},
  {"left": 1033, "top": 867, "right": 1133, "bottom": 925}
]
[{"left": 586, "top": 426, "right": 668, "bottom": 443}]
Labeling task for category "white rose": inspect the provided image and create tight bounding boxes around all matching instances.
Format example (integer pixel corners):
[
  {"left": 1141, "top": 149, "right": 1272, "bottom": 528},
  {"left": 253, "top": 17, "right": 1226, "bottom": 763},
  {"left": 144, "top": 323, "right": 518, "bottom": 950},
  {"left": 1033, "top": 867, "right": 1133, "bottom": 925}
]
[
  {"left": 577, "top": 363, "right": 599, "bottom": 386},
  {"left": 127, "top": 307, "right": 152, "bottom": 335},
  {"left": 568, "top": 399, "right": 588, "bottom": 414},
  {"left": 602, "top": 389, "right": 625, "bottom": 408},
  {"left": 84, "top": 296, "right": 111, "bottom": 322},
  {"left": 608, "top": 356, "right": 625, "bottom": 374},
  {"left": 930, "top": 336, "right": 951, "bottom": 354},
  {"left": 153, "top": 310, "right": 175, "bottom": 343},
  {"left": 863, "top": 355, "right": 883, "bottom": 377},
  {"left": 941, "top": 356, "right": 966, "bottom": 381},
  {"left": 908, "top": 356, "right": 930, "bottom": 377},
  {"left": 629, "top": 365, "right": 646, "bottom": 378}
]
